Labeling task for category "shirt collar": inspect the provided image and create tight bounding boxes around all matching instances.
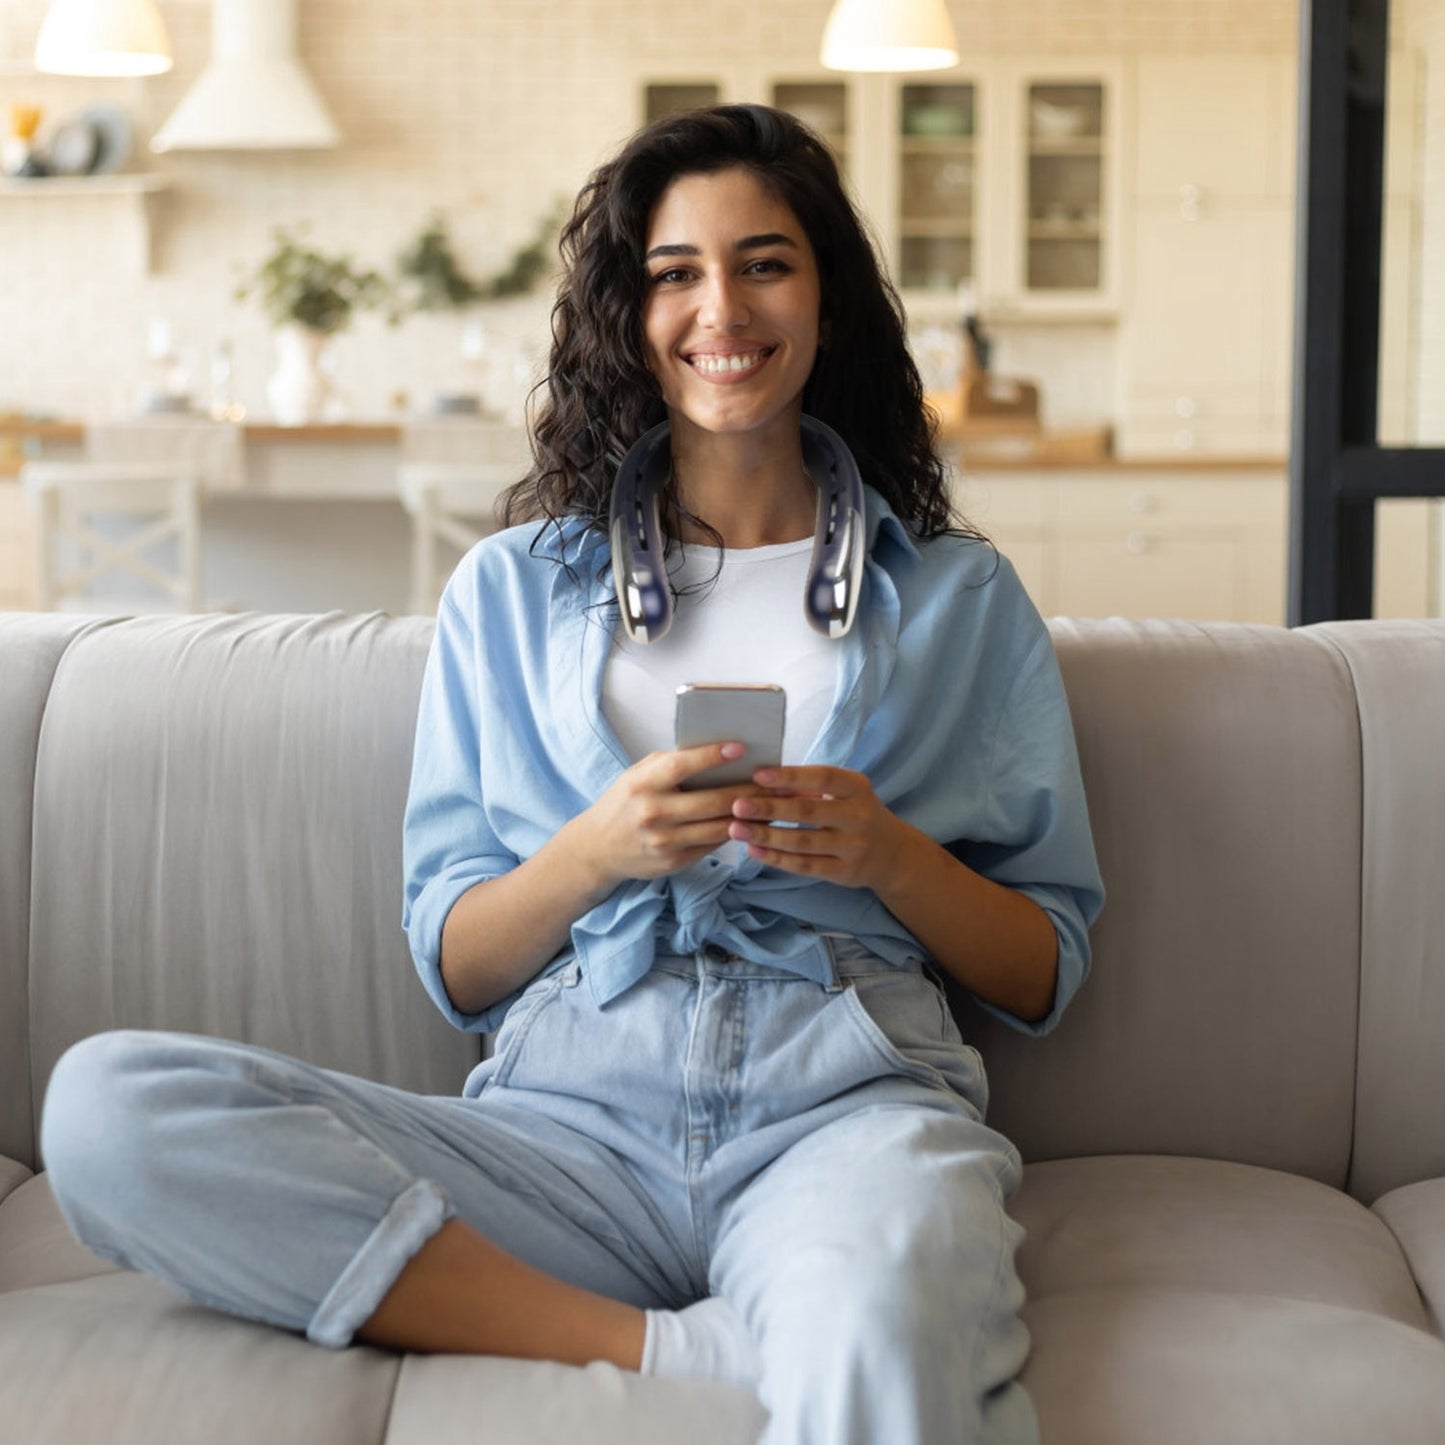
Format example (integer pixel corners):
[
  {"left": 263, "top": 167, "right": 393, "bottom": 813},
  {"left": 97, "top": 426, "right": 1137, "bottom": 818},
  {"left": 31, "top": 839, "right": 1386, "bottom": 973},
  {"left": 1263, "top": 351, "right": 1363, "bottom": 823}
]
[{"left": 862, "top": 485, "right": 924, "bottom": 571}]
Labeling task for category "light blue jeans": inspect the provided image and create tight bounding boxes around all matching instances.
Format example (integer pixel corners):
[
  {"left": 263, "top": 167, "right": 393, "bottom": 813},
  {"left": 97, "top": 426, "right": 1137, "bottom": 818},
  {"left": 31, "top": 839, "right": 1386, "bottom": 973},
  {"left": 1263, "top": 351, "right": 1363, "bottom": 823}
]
[{"left": 40, "top": 940, "right": 1036, "bottom": 1445}]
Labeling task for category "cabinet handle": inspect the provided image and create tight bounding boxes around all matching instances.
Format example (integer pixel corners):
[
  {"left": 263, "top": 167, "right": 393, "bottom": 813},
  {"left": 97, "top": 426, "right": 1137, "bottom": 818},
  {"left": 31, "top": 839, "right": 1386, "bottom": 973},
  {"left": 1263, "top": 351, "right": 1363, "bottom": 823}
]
[
  {"left": 1173, "top": 428, "right": 1196, "bottom": 451},
  {"left": 1174, "top": 396, "right": 1197, "bottom": 419},
  {"left": 1178, "top": 183, "right": 1200, "bottom": 203},
  {"left": 1126, "top": 531, "right": 1150, "bottom": 555},
  {"left": 1128, "top": 490, "right": 1153, "bottom": 514}
]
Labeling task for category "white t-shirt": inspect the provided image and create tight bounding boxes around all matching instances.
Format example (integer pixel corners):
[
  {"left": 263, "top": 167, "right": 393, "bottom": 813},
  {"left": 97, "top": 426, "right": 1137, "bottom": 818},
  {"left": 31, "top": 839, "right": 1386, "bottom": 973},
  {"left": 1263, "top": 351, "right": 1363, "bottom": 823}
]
[{"left": 602, "top": 535, "right": 838, "bottom": 768}]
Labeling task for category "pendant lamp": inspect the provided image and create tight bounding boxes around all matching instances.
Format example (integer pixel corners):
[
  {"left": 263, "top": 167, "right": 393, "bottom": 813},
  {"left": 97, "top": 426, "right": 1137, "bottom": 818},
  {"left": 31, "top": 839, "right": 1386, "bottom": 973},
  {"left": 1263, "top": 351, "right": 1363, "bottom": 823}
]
[
  {"left": 151, "top": 0, "right": 339, "bottom": 152},
  {"left": 34, "top": 0, "right": 172, "bottom": 77},
  {"left": 820, "top": 0, "right": 959, "bottom": 73}
]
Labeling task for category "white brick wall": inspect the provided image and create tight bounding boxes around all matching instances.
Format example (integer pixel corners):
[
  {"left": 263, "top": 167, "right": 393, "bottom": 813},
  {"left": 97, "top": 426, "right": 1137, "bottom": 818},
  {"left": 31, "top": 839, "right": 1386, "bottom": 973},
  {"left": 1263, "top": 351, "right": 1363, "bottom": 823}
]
[{"left": 3, "top": 0, "right": 1297, "bottom": 421}]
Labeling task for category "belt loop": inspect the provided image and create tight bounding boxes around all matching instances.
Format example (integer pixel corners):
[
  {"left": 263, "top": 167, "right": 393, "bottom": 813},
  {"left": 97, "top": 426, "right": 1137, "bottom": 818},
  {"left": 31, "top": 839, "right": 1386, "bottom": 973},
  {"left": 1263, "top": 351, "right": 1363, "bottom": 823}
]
[{"left": 819, "top": 932, "right": 845, "bottom": 993}]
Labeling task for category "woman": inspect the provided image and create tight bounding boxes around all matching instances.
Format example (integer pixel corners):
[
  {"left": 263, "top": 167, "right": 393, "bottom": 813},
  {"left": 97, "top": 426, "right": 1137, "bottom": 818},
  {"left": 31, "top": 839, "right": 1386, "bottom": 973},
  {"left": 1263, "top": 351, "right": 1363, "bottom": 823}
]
[{"left": 42, "top": 105, "right": 1102, "bottom": 1445}]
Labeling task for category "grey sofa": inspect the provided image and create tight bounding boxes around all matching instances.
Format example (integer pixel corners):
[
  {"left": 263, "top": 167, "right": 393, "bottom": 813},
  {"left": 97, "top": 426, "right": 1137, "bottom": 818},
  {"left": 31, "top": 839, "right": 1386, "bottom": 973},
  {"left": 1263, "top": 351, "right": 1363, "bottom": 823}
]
[{"left": 2, "top": 609, "right": 1444, "bottom": 1444}]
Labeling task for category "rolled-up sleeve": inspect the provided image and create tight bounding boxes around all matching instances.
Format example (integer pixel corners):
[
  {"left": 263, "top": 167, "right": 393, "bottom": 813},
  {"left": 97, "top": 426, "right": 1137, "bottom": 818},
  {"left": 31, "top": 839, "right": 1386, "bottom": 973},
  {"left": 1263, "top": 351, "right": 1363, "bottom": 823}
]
[
  {"left": 953, "top": 628, "right": 1105, "bottom": 1037},
  {"left": 402, "top": 590, "right": 520, "bottom": 1031}
]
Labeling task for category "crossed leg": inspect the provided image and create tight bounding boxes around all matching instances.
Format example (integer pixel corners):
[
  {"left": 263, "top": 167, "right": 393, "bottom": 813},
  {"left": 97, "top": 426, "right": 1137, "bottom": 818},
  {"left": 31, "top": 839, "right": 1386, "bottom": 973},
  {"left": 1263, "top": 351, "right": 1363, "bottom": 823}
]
[{"left": 40, "top": 1030, "right": 694, "bottom": 1361}]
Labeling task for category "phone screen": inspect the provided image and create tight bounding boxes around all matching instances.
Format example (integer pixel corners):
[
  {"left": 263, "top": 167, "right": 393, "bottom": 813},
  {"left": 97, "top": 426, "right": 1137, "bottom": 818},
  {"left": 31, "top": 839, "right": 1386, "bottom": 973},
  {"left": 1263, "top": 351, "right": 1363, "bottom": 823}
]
[{"left": 674, "top": 683, "right": 787, "bottom": 791}]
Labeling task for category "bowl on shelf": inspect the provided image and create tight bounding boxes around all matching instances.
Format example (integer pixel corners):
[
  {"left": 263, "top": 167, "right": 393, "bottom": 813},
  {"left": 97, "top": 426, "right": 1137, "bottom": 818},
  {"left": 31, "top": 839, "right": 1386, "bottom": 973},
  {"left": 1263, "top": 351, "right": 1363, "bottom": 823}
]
[
  {"left": 1030, "top": 99, "right": 1088, "bottom": 139},
  {"left": 904, "top": 104, "right": 972, "bottom": 138}
]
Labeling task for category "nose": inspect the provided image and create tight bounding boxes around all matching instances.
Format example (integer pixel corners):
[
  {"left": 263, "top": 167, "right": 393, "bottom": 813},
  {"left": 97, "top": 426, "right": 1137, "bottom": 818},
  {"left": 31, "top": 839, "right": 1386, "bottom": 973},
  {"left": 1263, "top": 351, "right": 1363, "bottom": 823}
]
[{"left": 697, "top": 270, "right": 749, "bottom": 332}]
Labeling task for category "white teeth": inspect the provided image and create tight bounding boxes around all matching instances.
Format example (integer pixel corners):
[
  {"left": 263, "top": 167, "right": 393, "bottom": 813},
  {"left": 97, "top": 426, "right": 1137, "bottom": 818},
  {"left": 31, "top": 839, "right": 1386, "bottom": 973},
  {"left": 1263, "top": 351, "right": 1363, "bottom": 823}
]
[{"left": 692, "top": 351, "right": 764, "bottom": 374}]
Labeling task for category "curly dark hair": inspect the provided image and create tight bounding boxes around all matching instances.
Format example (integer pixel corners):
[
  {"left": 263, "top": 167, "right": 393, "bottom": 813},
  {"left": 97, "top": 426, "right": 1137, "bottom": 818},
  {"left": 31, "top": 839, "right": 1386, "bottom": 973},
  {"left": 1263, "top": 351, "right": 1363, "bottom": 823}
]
[{"left": 503, "top": 102, "right": 975, "bottom": 548}]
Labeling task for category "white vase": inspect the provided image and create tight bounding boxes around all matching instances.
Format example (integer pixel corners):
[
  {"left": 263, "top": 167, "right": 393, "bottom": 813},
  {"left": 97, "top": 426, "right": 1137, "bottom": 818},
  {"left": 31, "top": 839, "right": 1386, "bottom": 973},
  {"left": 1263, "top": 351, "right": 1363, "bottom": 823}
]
[{"left": 266, "top": 325, "right": 333, "bottom": 425}]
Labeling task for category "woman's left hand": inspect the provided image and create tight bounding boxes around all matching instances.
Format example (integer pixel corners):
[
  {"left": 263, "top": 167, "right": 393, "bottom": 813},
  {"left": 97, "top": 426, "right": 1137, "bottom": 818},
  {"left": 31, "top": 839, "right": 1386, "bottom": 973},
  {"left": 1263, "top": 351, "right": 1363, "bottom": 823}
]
[{"left": 727, "top": 766, "right": 909, "bottom": 891}]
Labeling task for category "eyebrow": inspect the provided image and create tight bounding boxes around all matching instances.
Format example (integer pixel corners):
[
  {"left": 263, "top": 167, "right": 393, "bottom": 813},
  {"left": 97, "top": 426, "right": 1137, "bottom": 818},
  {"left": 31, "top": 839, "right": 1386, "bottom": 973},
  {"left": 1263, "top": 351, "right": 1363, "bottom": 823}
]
[{"left": 644, "top": 233, "right": 799, "bottom": 262}]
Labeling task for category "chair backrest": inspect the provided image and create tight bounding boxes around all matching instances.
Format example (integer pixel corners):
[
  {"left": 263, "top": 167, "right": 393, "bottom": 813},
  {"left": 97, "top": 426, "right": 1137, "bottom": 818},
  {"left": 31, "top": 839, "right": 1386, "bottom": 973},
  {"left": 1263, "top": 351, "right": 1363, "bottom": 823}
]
[
  {"left": 86, "top": 418, "right": 245, "bottom": 492},
  {"left": 21, "top": 461, "right": 202, "bottom": 612},
  {"left": 398, "top": 421, "right": 530, "bottom": 614}
]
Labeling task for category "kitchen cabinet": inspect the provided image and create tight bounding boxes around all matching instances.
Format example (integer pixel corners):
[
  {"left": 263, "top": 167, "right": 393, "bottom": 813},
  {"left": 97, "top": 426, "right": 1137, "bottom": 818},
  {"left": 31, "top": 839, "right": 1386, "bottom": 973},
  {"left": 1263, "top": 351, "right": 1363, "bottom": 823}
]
[
  {"left": 952, "top": 464, "right": 1435, "bottom": 623},
  {"left": 880, "top": 62, "right": 1122, "bottom": 321},
  {"left": 1117, "top": 56, "right": 1296, "bottom": 460},
  {"left": 892, "top": 80, "right": 979, "bottom": 294},
  {"left": 953, "top": 466, "right": 1289, "bottom": 623},
  {"left": 639, "top": 61, "right": 1122, "bottom": 322}
]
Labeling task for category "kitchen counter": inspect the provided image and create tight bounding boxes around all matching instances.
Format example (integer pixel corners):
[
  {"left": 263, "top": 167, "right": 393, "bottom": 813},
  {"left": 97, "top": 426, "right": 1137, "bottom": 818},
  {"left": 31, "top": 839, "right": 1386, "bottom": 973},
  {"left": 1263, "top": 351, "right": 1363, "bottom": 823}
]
[{"left": 1, "top": 416, "right": 1283, "bottom": 476}]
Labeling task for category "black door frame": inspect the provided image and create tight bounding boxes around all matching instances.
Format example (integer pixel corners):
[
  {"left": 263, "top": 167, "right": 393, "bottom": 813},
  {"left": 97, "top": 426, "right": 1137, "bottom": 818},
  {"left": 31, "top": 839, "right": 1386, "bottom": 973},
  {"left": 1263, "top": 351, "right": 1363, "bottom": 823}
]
[{"left": 1292, "top": 0, "right": 1443, "bottom": 623}]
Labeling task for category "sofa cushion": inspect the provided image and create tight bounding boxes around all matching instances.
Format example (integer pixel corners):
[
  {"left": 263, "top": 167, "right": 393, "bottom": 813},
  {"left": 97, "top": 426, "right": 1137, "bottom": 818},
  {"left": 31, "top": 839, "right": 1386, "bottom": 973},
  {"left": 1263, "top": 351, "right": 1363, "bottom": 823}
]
[
  {"left": 0, "top": 1173, "right": 120, "bottom": 1293},
  {"left": 1021, "top": 1289, "right": 1445, "bottom": 1445},
  {"left": 1013, "top": 1155, "right": 1429, "bottom": 1328},
  {"left": 959, "top": 621, "right": 1361, "bottom": 1186},
  {"left": 0, "top": 1270, "right": 401, "bottom": 1445},
  {"left": 1013, "top": 1155, "right": 1445, "bottom": 1444},
  {"left": 0, "top": 1156, "right": 32, "bottom": 1207},
  {"left": 1375, "top": 1177, "right": 1445, "bottom": 1336}
]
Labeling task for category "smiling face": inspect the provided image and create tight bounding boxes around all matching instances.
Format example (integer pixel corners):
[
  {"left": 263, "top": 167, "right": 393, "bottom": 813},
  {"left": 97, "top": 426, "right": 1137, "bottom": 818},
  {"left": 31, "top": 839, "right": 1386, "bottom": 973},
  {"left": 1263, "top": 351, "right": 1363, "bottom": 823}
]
[{"left": 641, "top": 166, "right": 822, "bottom": 452}]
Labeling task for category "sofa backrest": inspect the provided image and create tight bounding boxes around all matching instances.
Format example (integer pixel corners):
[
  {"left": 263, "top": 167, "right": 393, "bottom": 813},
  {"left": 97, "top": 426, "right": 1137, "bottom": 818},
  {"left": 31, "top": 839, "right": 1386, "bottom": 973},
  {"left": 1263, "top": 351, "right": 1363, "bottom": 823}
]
[
  {"left": 958, "top": 620, "right": 1364, "bottom": 1193},
  {"left": 9, "top": 611, "right": 1442, "bottom": 1202},
  {"left": 17, "top": 613, "right": 476, "bottom": 1174}
]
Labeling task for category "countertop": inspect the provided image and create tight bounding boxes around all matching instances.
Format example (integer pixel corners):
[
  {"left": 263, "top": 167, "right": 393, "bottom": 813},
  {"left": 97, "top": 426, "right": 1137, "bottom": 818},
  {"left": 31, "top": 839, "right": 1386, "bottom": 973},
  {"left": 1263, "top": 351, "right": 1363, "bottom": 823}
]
[{"left": 0, "top": 417, "right": 1285, "bottom": 474}]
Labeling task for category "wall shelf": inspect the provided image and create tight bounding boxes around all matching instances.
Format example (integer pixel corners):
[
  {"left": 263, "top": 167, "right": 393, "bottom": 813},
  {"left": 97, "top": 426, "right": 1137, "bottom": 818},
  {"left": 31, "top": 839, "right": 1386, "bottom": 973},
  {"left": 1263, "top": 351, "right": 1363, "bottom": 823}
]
[
  {"left": 0, "top": 173, "right": 168, "bottom": 196},
  {"left": 0, "top": 173, "right": 170, "bottom": 271}
]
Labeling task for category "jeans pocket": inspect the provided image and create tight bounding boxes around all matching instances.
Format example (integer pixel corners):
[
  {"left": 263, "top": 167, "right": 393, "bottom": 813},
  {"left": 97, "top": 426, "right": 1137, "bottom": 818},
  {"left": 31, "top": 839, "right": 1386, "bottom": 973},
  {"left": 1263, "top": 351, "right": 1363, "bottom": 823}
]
[
  {"left": 486, "top": 964, "right": 577, "bottom": 1091},
  {"left": 840, "top": 968, "right": 988, "bottom": 1113}
]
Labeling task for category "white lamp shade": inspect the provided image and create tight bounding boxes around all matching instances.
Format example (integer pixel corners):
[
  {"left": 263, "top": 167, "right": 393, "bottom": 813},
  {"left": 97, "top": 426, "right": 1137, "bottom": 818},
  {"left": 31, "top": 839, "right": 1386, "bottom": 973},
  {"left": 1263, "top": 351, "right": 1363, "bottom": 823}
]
[
  {"left": 150, "top": 0, "right": 339, "bottom": 152},
  {"left": 34, "top": 0, "right": 172, "bottom": 77},
  {"left": 820, "top": 0, "right": 959, "bottom": 73}
]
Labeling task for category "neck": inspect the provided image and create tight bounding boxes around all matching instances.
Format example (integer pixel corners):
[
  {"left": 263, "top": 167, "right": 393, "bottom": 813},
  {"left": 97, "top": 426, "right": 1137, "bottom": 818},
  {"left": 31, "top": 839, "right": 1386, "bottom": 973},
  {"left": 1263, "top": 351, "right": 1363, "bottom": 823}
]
[{"left": 666, "top": 418, "right": 816, "bottom": 550}]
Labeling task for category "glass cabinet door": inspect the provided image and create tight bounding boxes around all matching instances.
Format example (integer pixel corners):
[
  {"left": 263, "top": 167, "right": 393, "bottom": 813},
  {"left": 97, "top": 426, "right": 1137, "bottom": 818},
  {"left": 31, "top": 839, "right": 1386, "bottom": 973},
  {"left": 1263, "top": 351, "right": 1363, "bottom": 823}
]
[
  {"left": 771, "top": 81, "right": 849, "bottom": 165},
  {"left": 896, "top": 82, "right": 977, "bottom": 294},
  {"left": 1024, "top": 82, "right": 1105, "bottom": 291},
  {"left": 644, "top": 83, "right": 721, "bottom": 124}
]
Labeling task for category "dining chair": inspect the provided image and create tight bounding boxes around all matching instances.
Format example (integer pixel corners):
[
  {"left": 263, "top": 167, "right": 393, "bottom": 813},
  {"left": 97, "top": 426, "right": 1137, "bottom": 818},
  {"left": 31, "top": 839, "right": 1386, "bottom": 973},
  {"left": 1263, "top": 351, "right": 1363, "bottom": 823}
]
[
  {"left": 21, "top": 461, "right": 204, "bottom": 613},
  {"left": 398, "top": 419, "right": 531, "bottom": 616}
]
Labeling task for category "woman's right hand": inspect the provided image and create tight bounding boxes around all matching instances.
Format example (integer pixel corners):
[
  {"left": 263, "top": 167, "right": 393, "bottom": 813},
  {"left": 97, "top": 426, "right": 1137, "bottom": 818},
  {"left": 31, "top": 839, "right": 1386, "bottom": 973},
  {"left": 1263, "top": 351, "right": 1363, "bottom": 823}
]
[{"left": 568, "top": 742, "right": 759, "bottom": 887}]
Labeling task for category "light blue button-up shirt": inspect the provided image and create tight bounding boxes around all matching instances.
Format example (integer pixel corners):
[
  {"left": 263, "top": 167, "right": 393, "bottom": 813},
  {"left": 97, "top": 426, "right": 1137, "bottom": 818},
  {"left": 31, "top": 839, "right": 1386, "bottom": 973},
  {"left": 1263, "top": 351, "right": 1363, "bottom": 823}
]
[{"left": 402, "top": 486, "right": 1104, "bottom": 1037}]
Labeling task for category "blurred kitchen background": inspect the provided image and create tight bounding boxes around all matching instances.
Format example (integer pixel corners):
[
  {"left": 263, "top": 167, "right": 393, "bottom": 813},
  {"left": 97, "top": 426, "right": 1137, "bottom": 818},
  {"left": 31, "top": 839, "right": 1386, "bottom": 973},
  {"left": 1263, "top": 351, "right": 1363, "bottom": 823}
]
[{"left": 0, "top": 0, "right": 1441, "bottom": 621}]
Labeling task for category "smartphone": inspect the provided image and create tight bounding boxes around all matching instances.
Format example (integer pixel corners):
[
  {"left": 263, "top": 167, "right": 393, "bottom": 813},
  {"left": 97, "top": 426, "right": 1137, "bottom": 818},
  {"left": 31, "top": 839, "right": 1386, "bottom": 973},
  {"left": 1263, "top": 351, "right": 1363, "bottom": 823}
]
[{"left": 674, "top": 683, "right": 787, "bottom": 791}]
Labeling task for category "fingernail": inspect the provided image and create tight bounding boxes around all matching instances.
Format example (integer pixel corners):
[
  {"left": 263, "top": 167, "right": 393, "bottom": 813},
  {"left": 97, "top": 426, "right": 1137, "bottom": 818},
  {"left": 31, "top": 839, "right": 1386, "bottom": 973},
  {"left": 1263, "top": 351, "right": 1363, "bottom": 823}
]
[
  {"left": 753, "top": 768, "right": 777, "bottom": 784},
  {"left": 720, "top": 742, "right": 746, "bottom": 759}
]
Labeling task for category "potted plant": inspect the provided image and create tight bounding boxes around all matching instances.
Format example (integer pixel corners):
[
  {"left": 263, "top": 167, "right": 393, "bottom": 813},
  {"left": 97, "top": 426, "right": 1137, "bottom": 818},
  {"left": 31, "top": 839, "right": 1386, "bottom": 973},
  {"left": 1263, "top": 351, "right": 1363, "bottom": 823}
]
[{"left": 237, "top": 228, "right": 391, "bottom": 425}]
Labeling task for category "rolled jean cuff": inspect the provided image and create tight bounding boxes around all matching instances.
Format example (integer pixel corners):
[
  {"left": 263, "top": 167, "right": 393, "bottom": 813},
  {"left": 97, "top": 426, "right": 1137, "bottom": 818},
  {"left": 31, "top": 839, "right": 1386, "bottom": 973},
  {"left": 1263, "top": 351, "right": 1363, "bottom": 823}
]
[{"left": 307, "top": 1177, "right": 454, "bottom": 1348}]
